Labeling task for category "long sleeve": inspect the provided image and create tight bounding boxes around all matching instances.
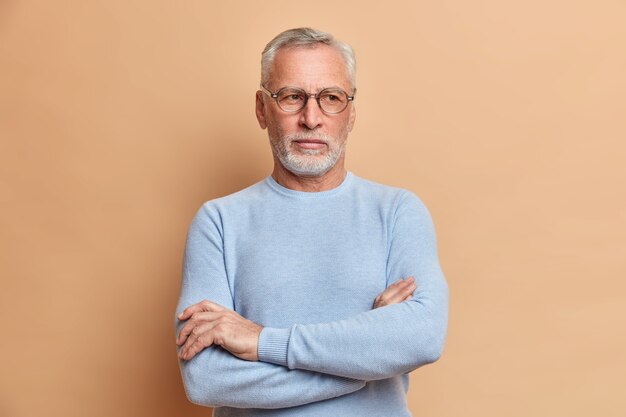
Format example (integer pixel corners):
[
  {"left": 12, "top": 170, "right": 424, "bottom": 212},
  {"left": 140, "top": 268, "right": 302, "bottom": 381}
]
[
  {"left": 257, "top": 192, "right": 449, "bottom": 380},
  {"left": 175, "top": 205, "right": 366, "bottom": 409}
]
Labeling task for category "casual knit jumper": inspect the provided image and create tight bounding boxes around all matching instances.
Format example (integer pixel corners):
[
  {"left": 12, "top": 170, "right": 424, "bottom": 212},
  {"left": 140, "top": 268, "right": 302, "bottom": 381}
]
[{"left": 176, "top": 172, "right": 449, "bottom": 417}]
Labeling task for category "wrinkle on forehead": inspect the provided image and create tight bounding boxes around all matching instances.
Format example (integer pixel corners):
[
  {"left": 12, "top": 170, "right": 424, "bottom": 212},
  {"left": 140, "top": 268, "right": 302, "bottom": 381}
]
[{"left": 267, "top": 45, "right": 353, "bottom": 93}]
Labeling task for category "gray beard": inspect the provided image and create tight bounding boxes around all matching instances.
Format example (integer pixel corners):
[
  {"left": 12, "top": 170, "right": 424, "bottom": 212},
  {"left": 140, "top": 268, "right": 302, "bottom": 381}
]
[{"left": 269, "top": 132, "right": 346, "bottom": 177}]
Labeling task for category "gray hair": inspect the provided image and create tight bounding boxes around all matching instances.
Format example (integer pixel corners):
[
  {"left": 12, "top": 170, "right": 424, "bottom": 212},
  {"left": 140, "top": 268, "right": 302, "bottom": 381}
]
[{"left": 261, "top": 27, "right": 356, "bottom": 89}]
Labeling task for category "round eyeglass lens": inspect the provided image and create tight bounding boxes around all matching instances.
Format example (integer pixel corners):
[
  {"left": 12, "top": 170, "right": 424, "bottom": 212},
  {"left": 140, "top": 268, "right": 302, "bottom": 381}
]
[
  {"left": 318, "top": 89, "right": 348, "bottom": 113},
  {"left": 276, "top": 89, "right": 306, "bottom": 112}
]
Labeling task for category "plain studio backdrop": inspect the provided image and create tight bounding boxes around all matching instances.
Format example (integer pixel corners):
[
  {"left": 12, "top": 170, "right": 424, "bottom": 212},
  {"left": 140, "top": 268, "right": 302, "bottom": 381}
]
[{"left": 1, "top": 1, "right": 624, "bottom": 416}]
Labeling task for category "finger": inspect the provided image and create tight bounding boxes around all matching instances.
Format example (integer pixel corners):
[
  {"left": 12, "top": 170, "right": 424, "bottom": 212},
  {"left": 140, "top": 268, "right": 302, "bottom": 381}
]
[
  {"left": 392, "top": 278, "right": 415, "bottom": 295},
  {"left": 392, "top": 277, "right": 415, "bottom": 290},
  {"left": 384, "top": 289, "right": 411, "bottom": 305},
  {"left": 380, "top": 278, "right": 413, "bottom": 301},
  {"left": 181, "top": 328, "right": 216, "bottom": 361},
  {"left": 178, "top": 302, "right": 206, "bottom": 321},
  {"left": 177, "top": 311, "right": 223, "bottom": 345},
  {"left": 401, "top": 282, "right": 417, "bottom": 296},
  {"left": 378, "top": 279, "right": 417, "bottom": 307},
  {"left": 373, "top": 281, "right": 406, "bottom": 307},
  {"left": 179, "top": 321, "right": 219, "bottom": 359},
  {"left": 394, "top": 282, "right": 416, "bottom": 301},
  {"left": 177, "top": 315, "right": 204, "bottom": 345},
  {"left": 398, "top": 277, "right": 415, "bottom": 287},
  {"left": 182, "top": 312, "right": 232, "bottom": 353},
  {"left": 178, "top": 299, "right": 225, "bottom": 320}
]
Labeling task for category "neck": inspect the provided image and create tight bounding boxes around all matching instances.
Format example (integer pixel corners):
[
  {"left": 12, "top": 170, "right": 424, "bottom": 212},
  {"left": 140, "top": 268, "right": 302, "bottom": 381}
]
[{"left": 271, "top": 159, "right": 347, "bottom": 192}]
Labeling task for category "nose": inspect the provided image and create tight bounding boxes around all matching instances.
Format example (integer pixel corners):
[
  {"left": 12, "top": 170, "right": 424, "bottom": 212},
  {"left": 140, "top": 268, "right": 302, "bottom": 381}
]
[{"left": 298, "top": 94, "right": 323, "bottom": 130}]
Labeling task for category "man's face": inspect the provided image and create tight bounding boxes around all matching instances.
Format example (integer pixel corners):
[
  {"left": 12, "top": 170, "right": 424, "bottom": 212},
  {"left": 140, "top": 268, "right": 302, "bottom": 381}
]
[{"left": 256, "top": 45, "right": 356, "bottom": 177}]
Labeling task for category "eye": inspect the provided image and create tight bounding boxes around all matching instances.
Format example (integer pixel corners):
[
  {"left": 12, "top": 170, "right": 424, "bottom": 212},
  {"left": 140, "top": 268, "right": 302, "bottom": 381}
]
[
  {"left": 320, "top": 91, "right": 346, "bottom": 103},
  {"left": 278, "top": 90, "right": 305, "bottom": 103}
]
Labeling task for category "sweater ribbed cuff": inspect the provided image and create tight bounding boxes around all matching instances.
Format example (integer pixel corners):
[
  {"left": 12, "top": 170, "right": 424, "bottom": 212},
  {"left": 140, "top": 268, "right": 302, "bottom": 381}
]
[{"left": 258, "top": 327, "right": 291, "bottom": 367}]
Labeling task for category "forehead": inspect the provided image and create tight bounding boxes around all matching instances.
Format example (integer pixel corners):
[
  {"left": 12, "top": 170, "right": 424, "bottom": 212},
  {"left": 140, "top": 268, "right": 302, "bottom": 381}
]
[{"left": 269, "top": 44, "right": 351, "bottom": 91}]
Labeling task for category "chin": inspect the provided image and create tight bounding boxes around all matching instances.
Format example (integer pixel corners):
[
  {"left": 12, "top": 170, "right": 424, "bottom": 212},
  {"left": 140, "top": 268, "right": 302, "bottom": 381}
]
[{"left": 281, "top": 155, "right": 336, "bottom": 177}]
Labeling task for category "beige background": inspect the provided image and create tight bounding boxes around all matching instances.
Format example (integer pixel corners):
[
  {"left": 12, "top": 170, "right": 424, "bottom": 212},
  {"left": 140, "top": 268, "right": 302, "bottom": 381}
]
[{"left": 1, "top": 1, "right": 625, "bottom": 416}]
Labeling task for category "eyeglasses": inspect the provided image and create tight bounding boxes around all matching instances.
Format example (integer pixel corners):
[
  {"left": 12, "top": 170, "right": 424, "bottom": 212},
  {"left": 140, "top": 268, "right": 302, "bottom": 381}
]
[{"left": 260, "top": 85, "right": 355, "bottom": 114}]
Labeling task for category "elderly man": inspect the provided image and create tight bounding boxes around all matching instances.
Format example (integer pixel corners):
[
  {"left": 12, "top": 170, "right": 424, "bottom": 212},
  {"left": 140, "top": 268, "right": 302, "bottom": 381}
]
[{"left": 175, "top": 27, "right": 449, "bottom": 416}]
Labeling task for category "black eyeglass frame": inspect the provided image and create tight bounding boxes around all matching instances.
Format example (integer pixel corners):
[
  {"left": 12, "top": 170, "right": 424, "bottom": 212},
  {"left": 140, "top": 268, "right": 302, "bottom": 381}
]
[{"left": 260, "top": 85, "right": 356, "bottom": 114}]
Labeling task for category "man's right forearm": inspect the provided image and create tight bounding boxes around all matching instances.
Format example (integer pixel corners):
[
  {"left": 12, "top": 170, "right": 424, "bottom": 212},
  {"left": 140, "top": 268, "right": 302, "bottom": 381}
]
[{"left": 179, "top": 342, "right": 365, "bottom": 409}]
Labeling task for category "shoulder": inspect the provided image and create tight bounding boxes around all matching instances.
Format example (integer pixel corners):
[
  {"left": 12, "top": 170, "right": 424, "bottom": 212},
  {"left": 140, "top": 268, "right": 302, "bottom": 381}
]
[
  {"left": 189, "top": 178, "right": 271, "bottom": 229},
  {"left": 200, "top": 178, "right": 270, "bottom": 212},
  {"left": 350, "top": 174, "right": 428, "bottom": 214}
]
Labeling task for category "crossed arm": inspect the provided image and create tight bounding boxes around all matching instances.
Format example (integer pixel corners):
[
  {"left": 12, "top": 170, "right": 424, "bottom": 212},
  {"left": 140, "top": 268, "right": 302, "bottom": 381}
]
[
  {"left": 175, "top": 277, "right": 419, "bottom": 408},
  {"left": 175, "top": 192, "right": 448, "bottom": 408},
  {"left": 177, "top": 277, "right": 417, "bottom": 361}
]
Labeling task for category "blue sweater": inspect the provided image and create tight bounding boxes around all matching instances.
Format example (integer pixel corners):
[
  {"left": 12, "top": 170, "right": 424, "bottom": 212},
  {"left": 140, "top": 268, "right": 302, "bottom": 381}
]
[{"left": 176, "top": 173, "right": 449, "bottom": 416}]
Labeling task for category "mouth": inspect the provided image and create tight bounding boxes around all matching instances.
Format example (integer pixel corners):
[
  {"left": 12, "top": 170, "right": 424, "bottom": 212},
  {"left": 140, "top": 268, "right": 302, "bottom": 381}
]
[{"left": 293, "top": 139, "right": 327, "bottom": 150}]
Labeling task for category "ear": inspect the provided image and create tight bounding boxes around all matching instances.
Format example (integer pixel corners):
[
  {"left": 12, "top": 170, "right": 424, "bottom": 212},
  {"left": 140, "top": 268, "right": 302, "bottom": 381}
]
[
  {"left": 255, "top": 91, "right": 268, "bottom": 129},
  {"left": 347, "top": 103, "right": 356, "bottom": 132}
]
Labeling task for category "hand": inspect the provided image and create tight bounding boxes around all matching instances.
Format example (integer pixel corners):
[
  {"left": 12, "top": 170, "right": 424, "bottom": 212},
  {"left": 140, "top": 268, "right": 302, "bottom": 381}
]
[
  {"left": 373, "top": 277, "right": 416, "bottom": 309},
  {"left": 176, "top": 300, "right": 263, "bottom": 362}
]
